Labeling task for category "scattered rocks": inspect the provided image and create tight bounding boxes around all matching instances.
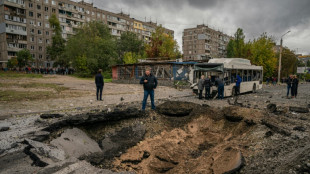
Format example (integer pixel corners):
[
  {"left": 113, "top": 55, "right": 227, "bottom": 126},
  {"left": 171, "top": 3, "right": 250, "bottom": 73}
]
[
  {"left": 0, "top": 127, "right": 10, "bottom": 132},
  {"left": 289, "top": 106, "right": 309, "bottom": 113},
  {"left": 40, "top": 114, "right": 64, "bottom": 119}
]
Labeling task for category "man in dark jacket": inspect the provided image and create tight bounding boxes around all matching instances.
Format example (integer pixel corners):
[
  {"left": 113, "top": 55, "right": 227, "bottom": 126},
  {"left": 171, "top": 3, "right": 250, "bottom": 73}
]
[
  {"left": 286, "top": 75, "right": 293, "bottom": 98},
  {"left": 204, "top": 75, "right": 212, "bottom": 99},
  {"left": 95, "top": 69, "right": 104, "bottom": 101},
  {"left": 215, "top": 77, "right": 224, "bottom": 99},
  {"left": 140, "top": 68, "right": 157, "bottom": 110},
  {"left": 235, "top": 75, "right": 242, "bottom": 96},
  {"left": 292, "top": 75, "right": 299, "bottom": 98}
]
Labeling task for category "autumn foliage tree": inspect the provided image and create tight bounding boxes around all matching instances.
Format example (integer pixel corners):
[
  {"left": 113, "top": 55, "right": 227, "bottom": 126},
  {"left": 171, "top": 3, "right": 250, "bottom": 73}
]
[{"left": 146, "top": 26, "right": 181, "bottom": 59}]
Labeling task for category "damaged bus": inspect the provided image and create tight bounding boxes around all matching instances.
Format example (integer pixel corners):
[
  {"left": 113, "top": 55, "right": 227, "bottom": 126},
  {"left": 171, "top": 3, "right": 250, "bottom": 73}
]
[{"left": 191, "top": 58, "right": 263, "bottom": 97}]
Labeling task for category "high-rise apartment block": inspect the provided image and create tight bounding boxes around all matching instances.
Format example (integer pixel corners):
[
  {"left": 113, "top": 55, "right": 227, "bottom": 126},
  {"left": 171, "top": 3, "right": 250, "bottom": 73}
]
[
  {"left": 182, "top": 24, "right": 233, "bottom": 61},
  {"left": 0, "top": 0, "right": 174, "bottom": 68}
]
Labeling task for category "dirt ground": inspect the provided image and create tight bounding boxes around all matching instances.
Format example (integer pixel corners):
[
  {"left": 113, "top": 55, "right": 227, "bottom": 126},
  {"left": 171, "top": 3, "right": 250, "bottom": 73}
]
[
  {"left": 0, "top": 75, "right": 310, "bottom": 174},
  {"left": 0, "top": 75, "right": 192, "bottom": 119}
]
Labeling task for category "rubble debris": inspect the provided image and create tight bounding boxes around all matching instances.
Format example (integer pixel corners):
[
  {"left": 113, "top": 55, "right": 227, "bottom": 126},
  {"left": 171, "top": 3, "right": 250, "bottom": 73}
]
[
  {"left": 289, "top": 106, "right": 309, "bottom": 113},
  {"left": 267, "top": 104, "right": 277, "bottom": 113},
  {"left": 293, "top": 126, "right": 306, "bottom": 132},
  {"left": 40, "top": 114, "right": 64, "bottom": 119},
  {"left": 261, "top": 119, "right": 291, "bottom": 136},
  {"left": 0, "top": 127, "right": 10, "bottom": 132}
]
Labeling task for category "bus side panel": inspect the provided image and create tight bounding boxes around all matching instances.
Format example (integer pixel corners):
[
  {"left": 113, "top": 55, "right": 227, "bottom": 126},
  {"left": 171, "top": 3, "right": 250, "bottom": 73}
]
[{"left": 224, "top": 84, "right": 235, "bottom": 97}]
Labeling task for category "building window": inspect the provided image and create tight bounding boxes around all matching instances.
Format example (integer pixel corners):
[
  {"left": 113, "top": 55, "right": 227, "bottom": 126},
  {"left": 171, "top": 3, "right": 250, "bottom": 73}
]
[
  {"left": 52, "top": 0, "right": 55, "bottom": 5},
  {"left": 45, "top": 23, "right": 49, "bottom": 28},
  {"left": 45, "top": 0, "right": 49, "bottom": 3},
  {"left": 32, "top": 54, "right": 35, "bottom": 58},
  {"left": 38, "top": 30, "right": 42, "bottom": 34},
  {"left": 39, "top": 55, "right": 43, "bottom": 59},
  {"left": 31, "top": 37, "right": 34, "bottom": 42},
  {"left": 37, "top": 13, "right": 41, "bottom": 18},
  {"left": 38, "top": 38, "right": 42, "bottom": 43},
  {"left": 46, "top": 39, "right": 50, "bottom": 44},
  {"left": 52, "top": 8, "right": 56, "bottom": 13},
  {"left": 37, "top": 5, "right": 41, "bottom": 10},
  {"left": 31, "top": 45, "right": 35, "bottom": 50},
  {"left": 39, "top": 46, "right": 43, "bottom": 51},
  {"left": 30, "top": 28, "right": 34, "bottom": 34},
  {"left": 46, "top": 31, "right": 49, "bottom": 35},
  {"left": 29, "top": 3, "right": 33, "bottom": 8},
  {"left": 37, "top": 22, "right": 42, "bottom": 26},
  {"left": 45, "top": 7, "right": 49, "bottom": 12},
  {"left": 29, "top": 11, "right": 34, "bottom": 17},
  {"left": 45, "top": 15, "right": 49, "bottom": 20},
  {"left": 92, "top": 12, "right": 95, "bottom": 15}
]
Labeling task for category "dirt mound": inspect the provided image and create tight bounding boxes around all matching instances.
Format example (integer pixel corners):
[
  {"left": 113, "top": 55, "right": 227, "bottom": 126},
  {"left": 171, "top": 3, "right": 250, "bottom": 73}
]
[{"left": 112, "top": 106, "right": 263, "bottom": 174}]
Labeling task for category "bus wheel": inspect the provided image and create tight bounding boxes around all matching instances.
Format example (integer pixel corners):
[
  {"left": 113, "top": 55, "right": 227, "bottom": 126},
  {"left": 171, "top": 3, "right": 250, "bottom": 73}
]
[{"left": 252, "top": 84, "right": 256, "bottom": 93}]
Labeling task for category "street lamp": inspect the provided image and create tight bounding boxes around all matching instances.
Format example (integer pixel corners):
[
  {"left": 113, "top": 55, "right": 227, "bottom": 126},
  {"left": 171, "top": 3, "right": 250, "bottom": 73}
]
[{"left": 278, "top": 30, "right": 291, "bottom": 83}]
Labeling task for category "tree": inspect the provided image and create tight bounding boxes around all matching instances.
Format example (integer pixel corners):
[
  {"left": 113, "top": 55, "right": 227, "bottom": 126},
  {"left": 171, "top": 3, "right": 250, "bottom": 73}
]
[
  {"left": 7, "top": 57, "right": 18, "bottom": 68},
  {"left": 146, "top": 26, "right": 181, "bottom": 59},
  {"left": 117, "top": 31, "right": 145, "bottom": 63},
  {"left": 279, "top": 48, "right": 298, "bottom": 78},
  {"left": 226, "top": 40, "right": 235, "bottom": 58},
  {"left": 226, "top": 28, "right": 247, "bottom": 58},
  {"left": 63, "top": 21, "right": 117, "bottom": 76},
  {"left": 307, "top": 60, "right": 310, "bottom": 67},
  {"left": 17, "top": 49, "right": 32, "bottom": 67},
  {"left": 249, "top": 33, "right": 277, "bottom": 78},
  {"left": 47, "top": 14, "right": 66, "bottom": 66}
]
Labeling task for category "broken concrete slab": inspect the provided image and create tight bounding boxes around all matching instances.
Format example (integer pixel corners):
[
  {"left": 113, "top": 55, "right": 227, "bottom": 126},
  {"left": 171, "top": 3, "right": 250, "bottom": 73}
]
[
  {"left": 50, "top": 128, "right": 102, "bottom": 159},
  {"left": 289, "top": 106, "right": 309, "bottom": 113},
  {"left": 23, "top": 139, "right": 66, "bottom": 166},
  {"left": 40, "top": 114, "right": 64, "bottom": 119}
]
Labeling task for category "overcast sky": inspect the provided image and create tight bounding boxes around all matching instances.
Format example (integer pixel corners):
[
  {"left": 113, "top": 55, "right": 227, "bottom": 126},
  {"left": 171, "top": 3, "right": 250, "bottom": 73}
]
[{"left": 84, "top": 0, "right": 310, "bottom": 55}]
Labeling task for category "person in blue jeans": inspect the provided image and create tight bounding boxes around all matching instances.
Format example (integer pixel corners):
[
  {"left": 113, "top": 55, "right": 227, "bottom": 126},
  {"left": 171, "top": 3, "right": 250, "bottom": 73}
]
[
  {"left": 286, "top": 75, "right": 292, "bottom": 98},
  {"left": 140, "top": 68, "right": 158, "bottom": 110},
  {"left": 235, "top": 75, "right": 242, "bottom": 96},
  {"left": 215, "top": 77, "right": 224, "bottom": 99}
]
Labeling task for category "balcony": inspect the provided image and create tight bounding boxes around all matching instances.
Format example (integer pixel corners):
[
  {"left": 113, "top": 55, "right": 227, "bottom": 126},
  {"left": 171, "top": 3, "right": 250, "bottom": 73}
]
[{"left": 3, "top": 0, "right": 25, "bottom": 9}]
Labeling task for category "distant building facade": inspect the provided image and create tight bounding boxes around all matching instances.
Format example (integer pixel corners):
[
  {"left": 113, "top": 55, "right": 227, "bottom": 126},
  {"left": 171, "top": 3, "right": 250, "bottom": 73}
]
[
  {"left": 182, "top": 24, "right": 233, "bottom": 61},
  {"left": 0, "top": 0, "right": 174, "bottom": 68}
]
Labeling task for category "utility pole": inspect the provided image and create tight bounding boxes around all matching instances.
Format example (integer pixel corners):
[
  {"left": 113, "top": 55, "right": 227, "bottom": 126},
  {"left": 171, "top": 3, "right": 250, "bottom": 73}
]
[{"left": 278, "top": 30, "right": 290, "bottom": 84}]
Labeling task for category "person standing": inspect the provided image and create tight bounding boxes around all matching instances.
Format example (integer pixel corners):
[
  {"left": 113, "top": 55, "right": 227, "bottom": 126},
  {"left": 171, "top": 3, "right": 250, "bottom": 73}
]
[
  {"left": 292, "top": 75, "right": 299, "bottom": 98},
  {"left": 204, "top": 75, "right": 212, "bottom": 100},
  {"left": 235, "top": 75, "right": 242, "bottom": 96},
  {"left": 215, "top": 77, "right": 224, "bottom": 99},
  {"left": 95, "top": 69, "right": 104, "bottom": 101},
  {"left": 140, "top": 68, "right": 157, "bottom": 110},
  {"left": 286, "top": 75, "right": 293, "bottom": 98},
  {"left": 198, "top": 75, "right": 205, "bottom": 99}
]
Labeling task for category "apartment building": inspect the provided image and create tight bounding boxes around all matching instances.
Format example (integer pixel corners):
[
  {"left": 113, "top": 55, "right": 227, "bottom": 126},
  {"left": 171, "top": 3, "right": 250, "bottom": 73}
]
[
  {"left": 0, "top": 0, "right": 174, "bottom": 68},
  {"left": 182, "top": 24, "right": 232, "bottom": 61}
]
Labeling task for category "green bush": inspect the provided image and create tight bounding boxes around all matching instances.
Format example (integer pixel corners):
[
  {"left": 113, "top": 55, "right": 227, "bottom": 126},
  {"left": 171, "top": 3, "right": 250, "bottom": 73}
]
[{"left": 103, "top": 71, "right": 112, "bottom": 79}]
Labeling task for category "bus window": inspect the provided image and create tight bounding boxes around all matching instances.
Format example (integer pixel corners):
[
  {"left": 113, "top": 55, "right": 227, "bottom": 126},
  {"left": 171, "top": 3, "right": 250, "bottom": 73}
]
[
  {"left": 243, "top": 70, "right": 248, "bottom": 82},
  {"left": 231, "top": 69, "right": 237, "bottom": 83},
  {"left": 248, "top": 70, "right": 252, "bottom": 81},
  {"left": 253, "top": 70, "right": 257, "bottom": 81}
]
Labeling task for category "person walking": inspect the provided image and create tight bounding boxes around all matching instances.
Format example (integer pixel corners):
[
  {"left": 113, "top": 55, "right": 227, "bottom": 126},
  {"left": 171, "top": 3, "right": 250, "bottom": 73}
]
[
  {"left": 292, "top": 75, "right": 299, "bottom": 98},
  {"left": 215, "top": 77, "right": 224, "bottom": 99},
  {"left": 286, "top": 75, "right": 293, "bottom": 98},
  {"left": 204, "top": 75, "right": 212, "bottom": 100},
  {"left": 198, "top": 75, "right": 205, "bottom": 99},
  {"left": 95, "top": 69, "right": 104, "bottom": 101},
  {"left": 140, "top": 68, "right": 157, "bottom": 111},
  {"left": 235, "top": 75, "right": 242, "bottom": 96}
]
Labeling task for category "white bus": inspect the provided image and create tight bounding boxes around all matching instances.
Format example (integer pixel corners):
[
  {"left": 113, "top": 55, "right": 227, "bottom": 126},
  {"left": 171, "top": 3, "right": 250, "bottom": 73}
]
[{"left": 191, "top": 58, "right": 263, "bottom": 97}]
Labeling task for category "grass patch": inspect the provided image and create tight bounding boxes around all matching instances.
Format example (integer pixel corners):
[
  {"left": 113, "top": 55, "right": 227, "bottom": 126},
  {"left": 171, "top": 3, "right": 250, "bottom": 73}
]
[
  {"left": 0, "top": 72, "right": 43, "bottom": 78},
  {"left": 0, "top": 82, "right": 69, "bottom": 93},
  {"left": 0, "top": 90, "right": 53, "bottom": 102}
]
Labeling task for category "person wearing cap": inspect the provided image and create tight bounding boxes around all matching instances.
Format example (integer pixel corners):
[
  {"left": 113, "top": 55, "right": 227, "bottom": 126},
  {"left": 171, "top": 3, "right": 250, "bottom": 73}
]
[
  {"left": 140, "top": 68, "right": 157, "bottom": 110},
  {"left": 95, "top": 69, "right": 104, "bottom": 101}
]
